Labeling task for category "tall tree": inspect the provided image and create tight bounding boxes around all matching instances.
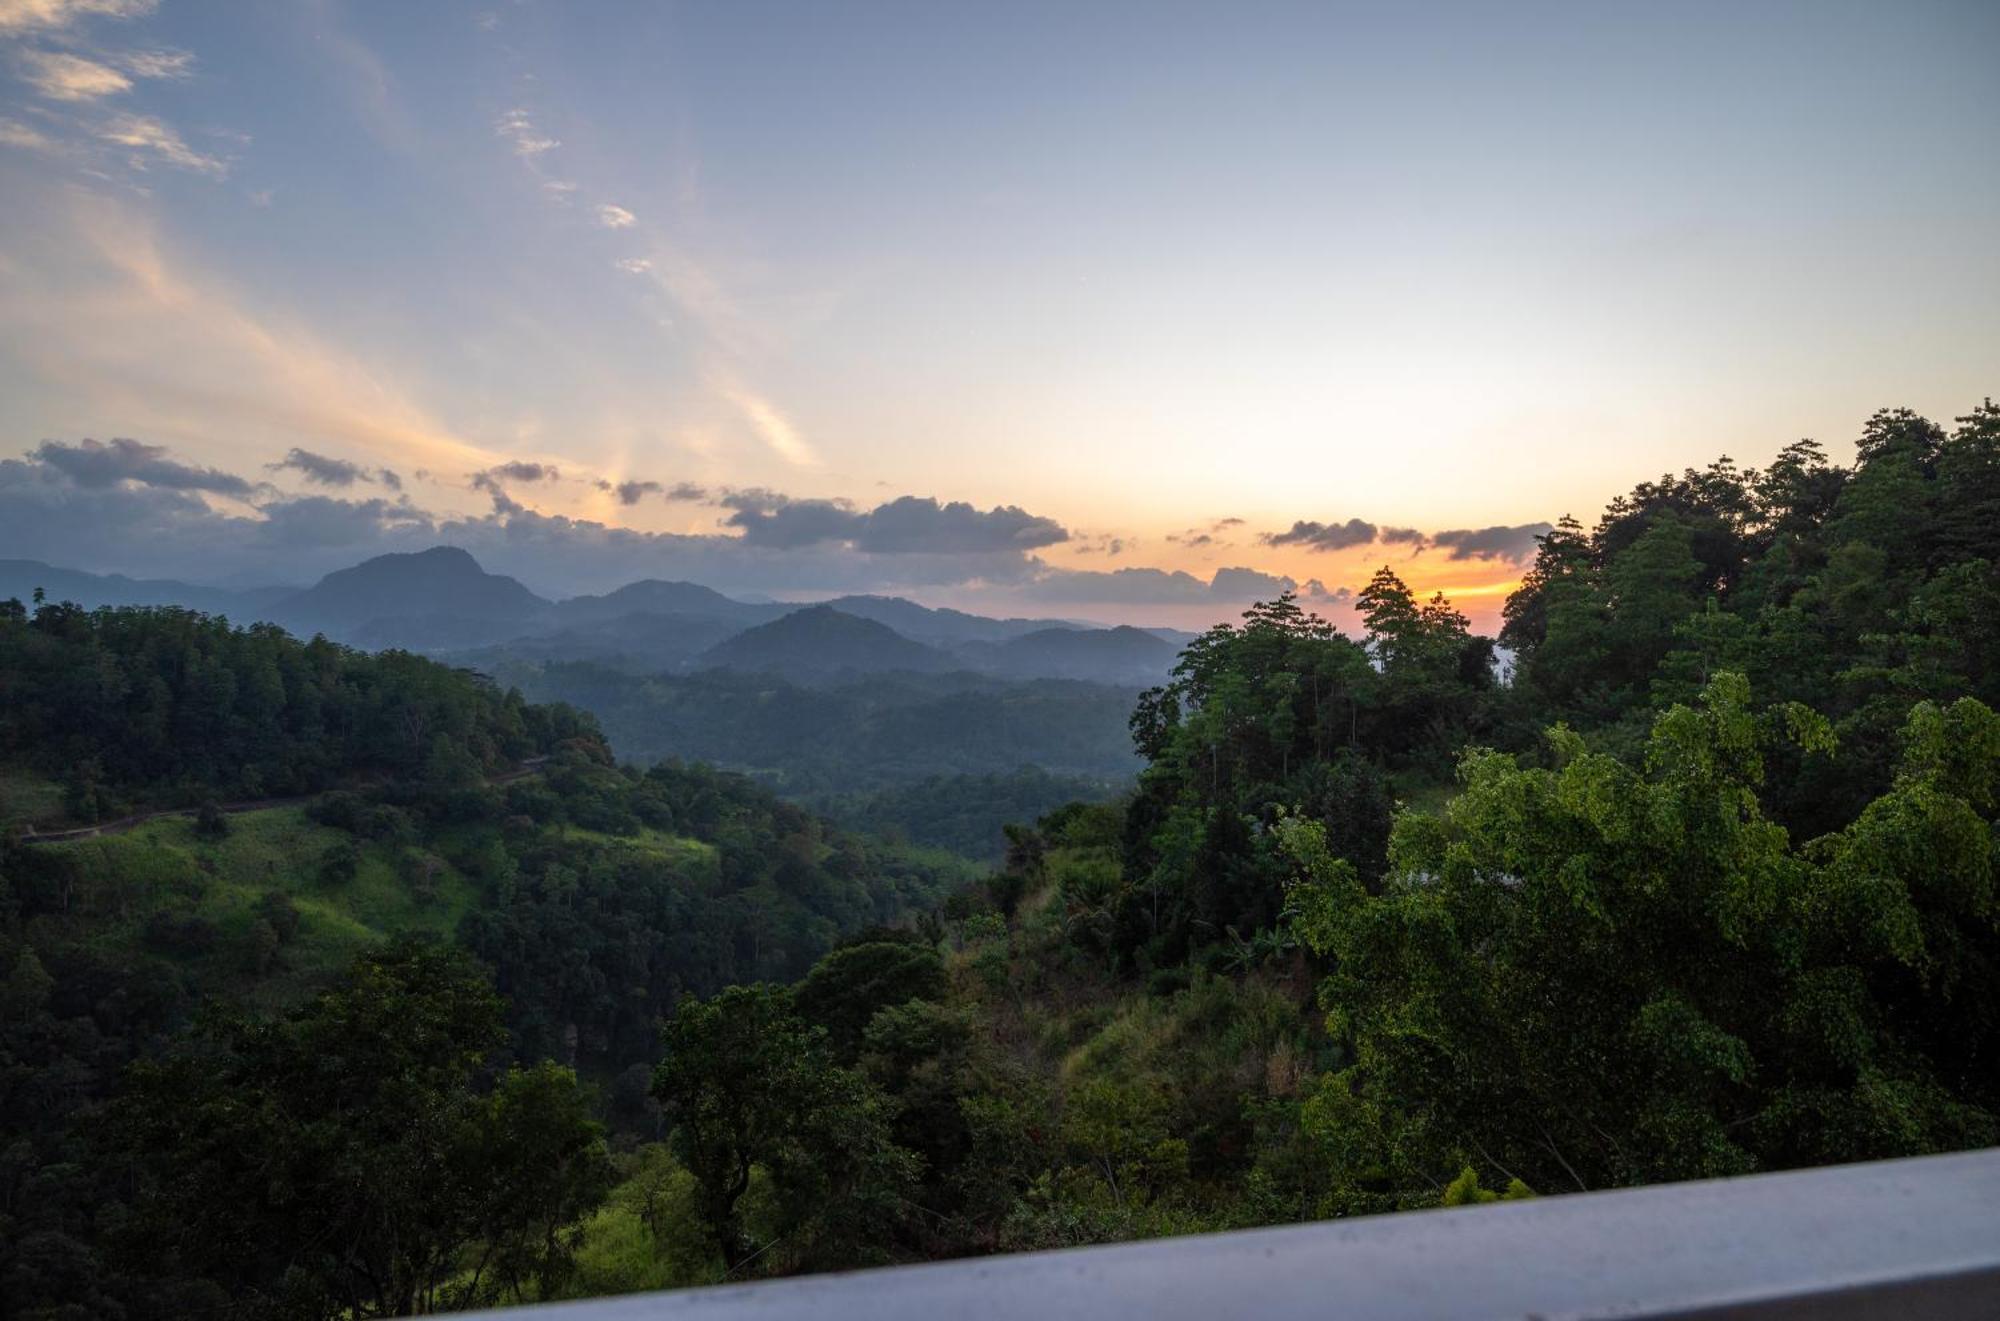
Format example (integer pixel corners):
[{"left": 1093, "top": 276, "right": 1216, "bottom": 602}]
[
  {"left": 651, "top": 984, "right": 915, "bottom": 1273},
  {"left": 99, "top": 941, "right": 611, "bottom": 1318}
]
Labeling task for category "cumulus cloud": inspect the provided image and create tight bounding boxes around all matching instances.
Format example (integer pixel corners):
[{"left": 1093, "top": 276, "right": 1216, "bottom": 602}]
[
  {"left": 600, "top": 478, "right": 708, "bottom": 506},
  {"left": 480, "top": 461, "right": 560, "bottom": 484},
  {"left": 495, "top": 107, "right": 557, "bottom": 157},
  {"left": 253, "top": 494, "right": 432, "bottom": 548},
  {"left": 32, "top": 437, "right": 255, "bottom": 496},
  {"left": 468, "top": 461, "right": 560, "bottom": 514},
  {"left": 2, "top": 439, "right": 1362, "bottom": 617},
  {"left": 1262, "top": 517, "right": 1379, "bottom": 552},
  {"left": 596, "top": 204, "right": 636, "bottom": 228},
  {"left": 720, "top": 492, "right": 859, "bottom": 548},
  {"left": 1301, "top": 578, "right": 1353, "bottom": 607},
  {"left": 17, "top": 48, "right": 131, "bottom": 99},
  {"left": 721, "top": 492, "right": 1070, "bottom": 556},
  {"left": 0, "top": 0, "right": 155, "bottom": 34},
  {"left": 1022, "top": 562, "right": 1295, "bottom": 606},
  {"left": 96, "top": 111, "right": 226, "bottom": 175},
  {"left": 858, "top": 497, "right": 1067, "bottom": 555},
  {"left": 614, "top": 256, "right": 652, "bottom": 274},
  {"left": 1426, "top": 522, "right": 1552, "bottom": 564},
  {"left": 606, "top": 479, "right": 660, "bottom": 505},
  {"left": 1380, "top": 526, "right": 1426, "bottom": 547},
  {"left": 269, "top": 447, "right": 400, "bottom": 490},
  {"left": 1209, "top": 566, "right": 1297, "bottom": 600}
]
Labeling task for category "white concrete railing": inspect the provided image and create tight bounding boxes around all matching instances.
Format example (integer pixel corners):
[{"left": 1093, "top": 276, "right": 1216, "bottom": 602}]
[{"left": 464, "top": 1148, "right": 2000, "bottom": 1320}]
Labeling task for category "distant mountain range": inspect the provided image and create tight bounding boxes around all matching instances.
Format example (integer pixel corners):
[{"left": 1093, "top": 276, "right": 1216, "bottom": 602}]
[
  {"left": 0, "top": 559, "right": 295, "bottom": 618},
  {"left": 0, "top": 547, "right": 1198, "bottom": 688}
]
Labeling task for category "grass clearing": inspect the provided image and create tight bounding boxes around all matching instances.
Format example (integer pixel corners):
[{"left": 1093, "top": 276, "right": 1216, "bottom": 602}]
[{"left": 0, "top": 769, "right": 67, "bottom": 829}]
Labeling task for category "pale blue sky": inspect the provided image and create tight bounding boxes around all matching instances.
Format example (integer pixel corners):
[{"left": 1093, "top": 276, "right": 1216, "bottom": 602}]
[{"left": 1, "top": 0, "right": 1995, "bottom": 620}]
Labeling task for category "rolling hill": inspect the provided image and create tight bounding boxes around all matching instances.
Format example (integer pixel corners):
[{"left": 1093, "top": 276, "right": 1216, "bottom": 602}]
[
  {"left": 269, "top": 546, "right": 551, "bottom": 645},
  {"left": 968, "top": 624, "right": 1178, "bottom": 684},
  {"left": 694, "top": 605, "right": 958, "bottom": 683}
]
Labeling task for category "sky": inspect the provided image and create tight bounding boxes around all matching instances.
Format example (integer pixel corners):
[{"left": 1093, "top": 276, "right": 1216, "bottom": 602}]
[{"left": 1, "top": 0, "right": 1996, "bottom": 629}]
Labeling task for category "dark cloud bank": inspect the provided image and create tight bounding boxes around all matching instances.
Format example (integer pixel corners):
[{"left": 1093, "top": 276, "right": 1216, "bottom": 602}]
[
  {"left": 0, "top": 439, "right": 1290, "bottom": 606},
  {"left": 1262, "top": 514, "right": 1551, "bottom": 565},
  {"left": 1, "top": 438, "right": 1540, "bottom": 609}
]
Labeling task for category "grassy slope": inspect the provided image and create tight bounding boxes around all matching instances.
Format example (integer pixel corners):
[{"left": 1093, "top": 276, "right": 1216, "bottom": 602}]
[
  {"left": 31, "top": 806, "right": 464, "bottom": 1004},
  {"left": 0, "top": 770, "right": 67, "bottom": 831},
  {"left": 25, "top": 803, "right": 726, "bottom": 1010}
]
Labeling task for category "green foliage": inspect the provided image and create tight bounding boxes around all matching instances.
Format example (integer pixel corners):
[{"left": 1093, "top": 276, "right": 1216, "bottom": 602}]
[
  {"left": 0, "top": 601, "right": 600, "bottom": 822},
  {"left": 6, "top": 398, "right": 1999, "bottom": 1312},
  {"left": 813, "top": 766, "right": 1125, "bottom": 860},
  {"left": 0, "top": 666, "right": 969, "bottom": 1316},
  {"left": 98, "top": 941, "right": 612, "bottom": 1318},
  {"left": 496, "top": 662, "right": 1144, "bottom": 796},
  {"left": 650, "top": 983, "right": 916, "bottom": 1272},
  {"left": 561, "top": 1145, "right": 721, "bottom": 1298},
  {"left": 794, "top": 937, "right": 947, "bottom": 1060},
  {"left": 1503, "top": 400, "right": 2000, "bottom": 837},
  {"left": 1441, "top": 1167, "right": 1534, "bottom": 1206},
  {"left": 1278, "top": 677, "right": 1999, "bottom": 1210},
  {"left": 457, "top": 760, "right": 973, "bottom": 1076}
]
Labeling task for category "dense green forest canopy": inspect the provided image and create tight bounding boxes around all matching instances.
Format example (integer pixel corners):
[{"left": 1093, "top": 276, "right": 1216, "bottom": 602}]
[
  {"left": 1, "top": 399, "right": 1995, "bottom": 1316},
  {"left": 0, "top": 601, "right": 599, "bottom": 819},
  {"left": 0, "top": 605, "right": 970, "bottom": 1316},
  {"left": 492, "top": 661, "right": 1143, "bottom": 794}
]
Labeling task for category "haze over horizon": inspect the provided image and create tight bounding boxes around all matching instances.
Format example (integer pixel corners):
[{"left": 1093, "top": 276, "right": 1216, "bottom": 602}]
[{"left": 2, "top": 0, "right": 1996, "bottom": 630}]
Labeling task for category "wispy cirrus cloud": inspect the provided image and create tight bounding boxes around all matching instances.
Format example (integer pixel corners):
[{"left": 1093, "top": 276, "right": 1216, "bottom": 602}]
[
  {"left": 118, "top": 47, "right": 188, "bottom": 78},
  {"left": 0, "top": 191, "right": 505, "bottom": 483},
  {"left": 493, "top": 91, "right": 822, "bottom": 472},
  {"left": 718, "top": 379, "right": 815, "bottom": 465},
  {"left": 0, "top": 115, "right": 55, "bottom": 150},
  {"left": 0, "top": 0, "right": 154, "bottom": 35},
  {"left": 12, "top": 44, "right": 189, "bottom": 100},
  {"left": 16, "top": 47, "right": 130, "bottom": 99},
  {"left": 96, "top": 111, "right": 226, "bottom": 175},
  {"left": 495, "top": 107, "right": 557, "bottom": 157}
]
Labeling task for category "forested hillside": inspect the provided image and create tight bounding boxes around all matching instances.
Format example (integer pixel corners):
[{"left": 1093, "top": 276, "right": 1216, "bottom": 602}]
[
  {"left": 1, "top": 401, "right": 1994, "bottom": 1316},
  {"left": 0, "top": 606, "right": 971, "bottom": 1317},
  {"left": 0, "top": 600, "right": 596, "bottom": 822},
  {"left": 492, "top": 662, "right": 1143, "bottom": 795}
]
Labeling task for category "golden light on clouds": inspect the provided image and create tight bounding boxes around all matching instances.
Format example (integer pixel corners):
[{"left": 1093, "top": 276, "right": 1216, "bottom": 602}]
[
  {"left": 718, "top": 378, "right": 815, "bottom": 467},
  {"left": 1, "top": 191, "right": 509, "bottom": 490}
]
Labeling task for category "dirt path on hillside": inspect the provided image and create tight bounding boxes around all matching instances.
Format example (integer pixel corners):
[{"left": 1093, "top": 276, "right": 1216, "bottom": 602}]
[{"left": 14, "top": 757, "right": 549, "bottom": 844}]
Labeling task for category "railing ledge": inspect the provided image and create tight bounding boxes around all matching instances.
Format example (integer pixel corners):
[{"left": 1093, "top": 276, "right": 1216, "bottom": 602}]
[{"left": 468, "top": 1148, "right": 2000, "bottom": 1320}]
